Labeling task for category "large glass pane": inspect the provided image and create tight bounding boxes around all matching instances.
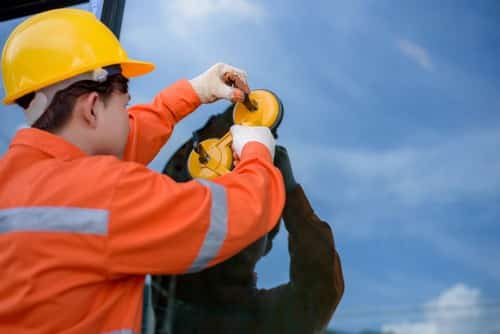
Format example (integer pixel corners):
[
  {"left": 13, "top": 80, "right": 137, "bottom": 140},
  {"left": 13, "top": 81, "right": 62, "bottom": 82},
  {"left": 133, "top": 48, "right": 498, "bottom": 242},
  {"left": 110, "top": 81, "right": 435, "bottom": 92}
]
[
  {"left": 1, "top": 1, "right": 499, "bottom": 333},
  {"left": 120, "top": 2, "right": 500, "bottom": 333}
]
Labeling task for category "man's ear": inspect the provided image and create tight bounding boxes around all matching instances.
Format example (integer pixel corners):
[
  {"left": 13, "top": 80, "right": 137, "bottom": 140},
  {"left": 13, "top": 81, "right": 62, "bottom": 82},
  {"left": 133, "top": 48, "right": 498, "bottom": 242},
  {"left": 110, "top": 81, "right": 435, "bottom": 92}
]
[{"left": 79, "top": 92, "right": 100, "bottom": 129}]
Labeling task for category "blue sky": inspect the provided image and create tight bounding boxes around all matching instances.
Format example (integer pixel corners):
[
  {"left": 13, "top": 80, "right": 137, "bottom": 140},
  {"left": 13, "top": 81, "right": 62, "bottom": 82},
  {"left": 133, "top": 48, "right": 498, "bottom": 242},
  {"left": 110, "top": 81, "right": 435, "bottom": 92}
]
[{"left": 1, "top": 1, "right": 500, "bottom": 332}]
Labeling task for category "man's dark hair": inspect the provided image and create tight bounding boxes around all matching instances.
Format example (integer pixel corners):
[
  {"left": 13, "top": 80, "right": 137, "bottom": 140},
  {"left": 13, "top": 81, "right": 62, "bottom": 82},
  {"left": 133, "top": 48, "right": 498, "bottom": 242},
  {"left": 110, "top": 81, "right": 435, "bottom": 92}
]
[{"left": 15, "top": 74, "right": 129, "bottom": 133}]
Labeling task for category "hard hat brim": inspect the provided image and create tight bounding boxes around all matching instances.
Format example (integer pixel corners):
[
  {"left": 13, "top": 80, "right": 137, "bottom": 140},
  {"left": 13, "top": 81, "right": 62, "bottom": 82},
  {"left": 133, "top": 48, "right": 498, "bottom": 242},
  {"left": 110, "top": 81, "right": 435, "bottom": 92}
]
[
  {"left": 2, "top": 59, "right": 155, "bottom": 105},
  {"left": 121, "top": 59, "right": 155, "bottom": 79}
]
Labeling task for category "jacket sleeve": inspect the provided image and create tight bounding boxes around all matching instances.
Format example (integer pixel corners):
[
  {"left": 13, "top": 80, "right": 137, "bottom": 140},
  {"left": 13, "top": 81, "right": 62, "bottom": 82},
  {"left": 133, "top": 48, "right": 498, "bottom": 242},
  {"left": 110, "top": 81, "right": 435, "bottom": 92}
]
[
  {"left": 106, "top": 142, "right": 285, "bottom": 275},
  {"left": 256, "top": 185, "right": 344, "bottom": 333},
  {"left": 123, "top": 80, "right": 201, "bottom": 165}
]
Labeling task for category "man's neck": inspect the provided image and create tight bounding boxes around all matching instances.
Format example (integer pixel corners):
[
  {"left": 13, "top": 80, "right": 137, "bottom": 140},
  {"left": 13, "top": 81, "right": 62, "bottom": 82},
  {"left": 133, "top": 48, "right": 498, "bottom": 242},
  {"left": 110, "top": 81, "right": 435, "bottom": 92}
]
[{"left": 56, "top": 126, "right": 95, "bottom": 156}]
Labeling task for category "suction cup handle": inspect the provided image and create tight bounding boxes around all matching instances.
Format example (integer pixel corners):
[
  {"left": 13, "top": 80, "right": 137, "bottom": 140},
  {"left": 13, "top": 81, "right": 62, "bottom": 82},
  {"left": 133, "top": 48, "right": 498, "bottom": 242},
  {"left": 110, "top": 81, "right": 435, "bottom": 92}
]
[
  {"left": 242, "top": 93, "right": 258, "bottom": 111},
  {"left": 215, "top": 132, "right": 233, "bottom": 150},
  {"left": 197, "top": 132, "right": 234, "bottom": 172},
  {"left": 223, "top": 72, "right": 250, "bottom": 95}
]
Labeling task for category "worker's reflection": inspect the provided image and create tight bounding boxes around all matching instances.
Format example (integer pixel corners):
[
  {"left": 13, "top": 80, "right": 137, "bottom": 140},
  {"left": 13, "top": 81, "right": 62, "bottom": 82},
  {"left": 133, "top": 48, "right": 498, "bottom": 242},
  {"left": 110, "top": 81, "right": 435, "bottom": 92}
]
[{"left": 152, "top": 106, "right": 345, "bottom": 334}]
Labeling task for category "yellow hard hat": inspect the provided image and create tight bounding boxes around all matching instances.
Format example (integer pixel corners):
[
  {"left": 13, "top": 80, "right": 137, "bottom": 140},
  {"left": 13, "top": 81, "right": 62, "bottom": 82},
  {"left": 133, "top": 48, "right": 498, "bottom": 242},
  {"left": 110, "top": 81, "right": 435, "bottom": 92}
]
[{"left": 1, "top": 8, "right": 155, "bottom": 104}]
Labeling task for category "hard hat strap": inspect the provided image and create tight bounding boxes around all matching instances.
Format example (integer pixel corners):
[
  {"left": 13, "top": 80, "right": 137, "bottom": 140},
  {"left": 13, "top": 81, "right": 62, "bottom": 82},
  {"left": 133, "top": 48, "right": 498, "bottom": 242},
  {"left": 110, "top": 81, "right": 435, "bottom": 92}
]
[{"left": 24, "top": 67, "right": 116, "bottom": 126}]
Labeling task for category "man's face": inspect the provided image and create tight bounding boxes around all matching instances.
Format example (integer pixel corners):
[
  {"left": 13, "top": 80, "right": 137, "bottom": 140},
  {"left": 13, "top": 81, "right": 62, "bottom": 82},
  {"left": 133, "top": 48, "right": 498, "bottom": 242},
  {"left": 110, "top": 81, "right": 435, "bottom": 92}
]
[{"left": 94, "top": 91, "right": 130, "bottom": 159}]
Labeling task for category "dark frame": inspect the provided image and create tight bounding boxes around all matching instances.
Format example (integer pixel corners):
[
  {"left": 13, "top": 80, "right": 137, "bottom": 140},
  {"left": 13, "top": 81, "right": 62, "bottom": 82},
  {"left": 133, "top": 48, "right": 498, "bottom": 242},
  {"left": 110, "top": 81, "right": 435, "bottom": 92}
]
[
  {"left": 100, "top": 0, "right": 126, "bottom": 38},
  {"left": 0, "top": 0, "right": 126, "bottom": 38},
  {"left": 0, "top": 0, "right": 88, "bottom": 21}
]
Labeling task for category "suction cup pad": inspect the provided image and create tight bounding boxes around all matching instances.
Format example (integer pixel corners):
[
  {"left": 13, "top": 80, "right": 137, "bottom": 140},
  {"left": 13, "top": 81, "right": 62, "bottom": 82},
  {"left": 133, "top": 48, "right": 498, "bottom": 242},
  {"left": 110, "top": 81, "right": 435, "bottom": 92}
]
[
  {"left": 187, "top": 138, "right": 233, "bottom": 179},
  {"left": 233, "top": 90, "right": 282, "bottom": 130},
  {"left": 188, "top": 89, "right": 283, "bottom": 180}
]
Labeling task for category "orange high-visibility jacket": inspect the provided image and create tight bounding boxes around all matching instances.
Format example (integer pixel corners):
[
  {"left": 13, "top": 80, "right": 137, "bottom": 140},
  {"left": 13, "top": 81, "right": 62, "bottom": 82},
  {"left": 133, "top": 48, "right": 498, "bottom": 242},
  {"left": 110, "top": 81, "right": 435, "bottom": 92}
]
[{"left": 0, "top": 80, "right": 285, "bottom": 334}]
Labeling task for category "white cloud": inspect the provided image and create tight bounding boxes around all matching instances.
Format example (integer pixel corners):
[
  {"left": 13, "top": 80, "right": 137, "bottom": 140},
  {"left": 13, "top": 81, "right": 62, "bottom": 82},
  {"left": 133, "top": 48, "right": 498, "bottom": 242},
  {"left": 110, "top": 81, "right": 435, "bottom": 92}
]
[
  {"left": 121, "top": 0, "right": 269, "bottom": 74},
  {"left": 167, "top": 0, "right": 264, "bottom": 20},
  {"left": 383, "top": 322, "right": 437, "bottom": 334},
  {"left": 290, "top": 128, "right": 500, "bottom": 277},
  {"left": 397, "top": 39, "right": 434, "bottom": 71},
  {"left": 293, "top": 128, "right": 500, "bottom": 207},
  {"left": 382, "top": 283, "right": 499, "bottom": 334},
  {"left": 292, "top": 129, "right": 500, "bottom": 280},
  {"left": 162, "top": 0, "right": 265, "bottom": 36}
]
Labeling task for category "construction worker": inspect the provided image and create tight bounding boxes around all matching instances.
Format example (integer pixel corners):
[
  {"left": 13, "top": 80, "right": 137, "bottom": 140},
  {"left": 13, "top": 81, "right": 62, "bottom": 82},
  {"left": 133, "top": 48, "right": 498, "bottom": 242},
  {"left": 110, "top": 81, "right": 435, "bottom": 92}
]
[
  {"left": 153, "top": 107, "right": 345, "bottom": 334},
  {"left": 0, "top": 8, "right": 284, "bottom": 334}
]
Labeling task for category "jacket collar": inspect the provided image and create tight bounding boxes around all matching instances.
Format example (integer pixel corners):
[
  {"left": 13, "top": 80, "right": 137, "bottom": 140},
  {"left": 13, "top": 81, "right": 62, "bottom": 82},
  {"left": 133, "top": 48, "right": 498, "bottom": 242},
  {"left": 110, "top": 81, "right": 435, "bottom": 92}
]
[{"left": 10, "top": 128, "right": 87, "bottom": 160}]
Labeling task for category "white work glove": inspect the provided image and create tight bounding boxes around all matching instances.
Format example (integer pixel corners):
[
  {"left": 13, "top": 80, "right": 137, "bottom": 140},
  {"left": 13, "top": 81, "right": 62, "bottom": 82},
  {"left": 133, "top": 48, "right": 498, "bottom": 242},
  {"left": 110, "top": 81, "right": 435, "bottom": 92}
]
[
  {"left": 189, "top": 63, "right": 250, "bottom": 104},
  {"left": 230, "top": 125, "right": 276, "bottom": 160}
]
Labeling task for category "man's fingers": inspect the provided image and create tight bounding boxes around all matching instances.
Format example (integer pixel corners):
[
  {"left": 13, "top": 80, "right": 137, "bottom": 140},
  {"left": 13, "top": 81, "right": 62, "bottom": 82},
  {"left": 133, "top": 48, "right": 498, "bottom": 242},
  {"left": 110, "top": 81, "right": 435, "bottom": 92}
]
[
  {"left": 230, "top": 125, "right": 276, "bottom": 159},
  {"left": 190, "top": 63, "right": 250, "bottom": 104},
  {"left": 231, "top": 88, "right": 245, "bottom": 103},
  {"left": 218, "top": 84, "right": 245, "bottom": 103},
  {"left": 222, "top": 70, "right": 248, "bottom": 102},
  {"left": 232, "top": 151, "right": 240, "bottom": 167},
  {"left": 223, "top": 71, "right": 250, "bottom": 95}
]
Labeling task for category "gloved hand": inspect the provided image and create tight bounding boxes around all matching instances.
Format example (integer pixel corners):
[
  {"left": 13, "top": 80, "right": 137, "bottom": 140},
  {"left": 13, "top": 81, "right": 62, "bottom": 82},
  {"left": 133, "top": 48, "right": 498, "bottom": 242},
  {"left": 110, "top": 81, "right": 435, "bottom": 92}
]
[
  {"left": 189, "top": 63, "right": 250, "bottom": 104},
  {"left": 230, "top": 125, "right": 276, "bottom": 160},
  {"left": 274, "top": 145, "right": 298, "bottom": 193}
]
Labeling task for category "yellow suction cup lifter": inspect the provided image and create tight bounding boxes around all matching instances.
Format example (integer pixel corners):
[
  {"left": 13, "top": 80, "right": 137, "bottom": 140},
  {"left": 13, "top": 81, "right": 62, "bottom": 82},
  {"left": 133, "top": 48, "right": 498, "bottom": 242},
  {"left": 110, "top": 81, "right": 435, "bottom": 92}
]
[
  {"left": 233, "top": 89, "right": 282, "bottom": 129},
  {"left": 188, "top": 89, "right": 282, "bottom": 180}
]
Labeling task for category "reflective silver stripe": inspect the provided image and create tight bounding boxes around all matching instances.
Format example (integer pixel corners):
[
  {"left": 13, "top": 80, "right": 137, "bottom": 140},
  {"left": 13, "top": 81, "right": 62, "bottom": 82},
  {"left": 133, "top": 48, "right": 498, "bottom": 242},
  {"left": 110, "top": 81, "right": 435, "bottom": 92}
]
[
  {"left": 0, "top": 207, "right": 108, "bottom": 235},
  {"left": 188, "top": 179, "right": 228, "bottom": 273},
  {"left": 103, "top": 330, "right": 135, "bottom": 334}
]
